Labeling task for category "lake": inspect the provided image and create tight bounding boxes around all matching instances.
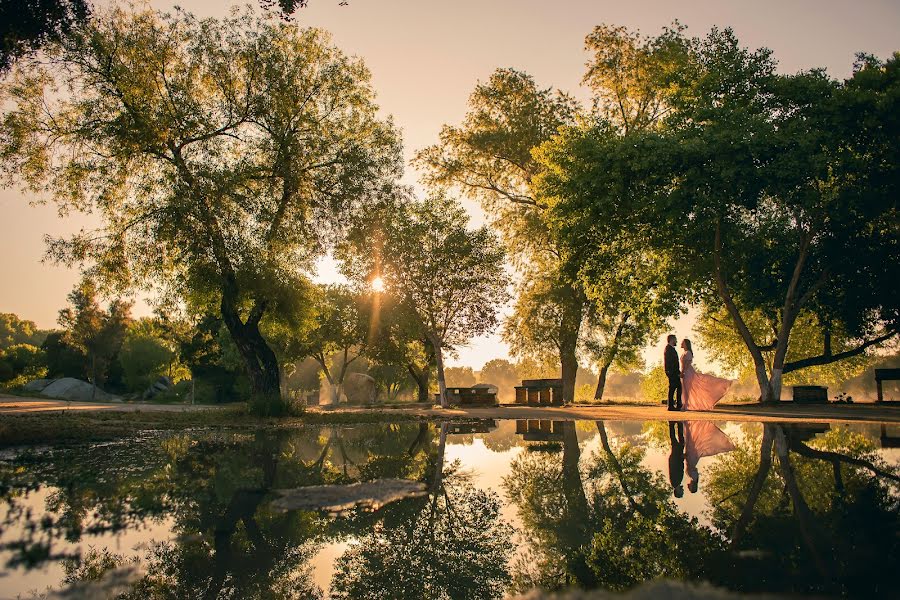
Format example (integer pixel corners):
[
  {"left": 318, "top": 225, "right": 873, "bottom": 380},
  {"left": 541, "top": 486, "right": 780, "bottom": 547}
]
[{"left": 1, "top": 418, "right": 898, "bottom": 598}]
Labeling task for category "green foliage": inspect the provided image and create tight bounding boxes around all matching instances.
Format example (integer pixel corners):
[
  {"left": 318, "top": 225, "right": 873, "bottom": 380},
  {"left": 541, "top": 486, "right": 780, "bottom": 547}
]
[
  {"left": 443, "top": 366, "right": 476, "bottom": 387},
  {"left": 0, "top": 343, "right": 46, "bottom": 383},
  {"left": 696, "top": 304, "right": 877, "bottom": 386},
  {"left": 1, "top": 4, "right": 402, "bottom": 409},
  {"left": 537, "top": 24, "right": 900, "bottom": 400},
  {"left": 119, "top": 325, "right": 177, "bottom": 392},
  {"left": 639, "top": 363, "right": 668, "bottom": 402},
  {"left": 56, "top": 278, "right": 132, "bottom": 390},
  {"left": 0, "top": 313, "right": 50, "bottom": 351},
  {"left": 0, "top": 0, "right": 90, "bottom": 73}
]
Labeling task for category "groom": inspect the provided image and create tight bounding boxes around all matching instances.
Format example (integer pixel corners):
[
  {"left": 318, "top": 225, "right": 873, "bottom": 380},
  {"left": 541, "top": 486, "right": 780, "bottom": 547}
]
[{"left": 664, "top": 334, "right": 682, "bottom": 411}]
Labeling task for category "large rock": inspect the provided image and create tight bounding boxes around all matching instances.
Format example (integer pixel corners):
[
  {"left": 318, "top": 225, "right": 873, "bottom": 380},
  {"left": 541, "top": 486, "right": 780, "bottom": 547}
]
[
  {"left": 40, "top": 378, "right": 122, "bottom": 403},
  {"left": 23, "top": 378, "right": 54, "bottom": 392},
  {"left": 142, "top": 375, "right": 173, "bottom": 400},
  {"left": 343, "top": 372, "right": 377, "bottom": 404}
]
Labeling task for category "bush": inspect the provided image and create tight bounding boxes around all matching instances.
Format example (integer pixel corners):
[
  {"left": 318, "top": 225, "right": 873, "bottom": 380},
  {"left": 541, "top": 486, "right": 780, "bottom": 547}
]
[
  {"left": 119, "top": 331, "right": 175, "bottom": 392},
  {"left": 0, "top": 344, "right": 46, "bottom": 383},
  {"left": 640, "top": 363, "right": 669, "bottom": 403}
]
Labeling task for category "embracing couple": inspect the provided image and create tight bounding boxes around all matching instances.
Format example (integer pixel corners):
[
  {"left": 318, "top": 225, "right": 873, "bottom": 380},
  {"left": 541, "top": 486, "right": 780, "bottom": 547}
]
[{"left": 664, "top": 334, "right": 731, "bottom": 411}]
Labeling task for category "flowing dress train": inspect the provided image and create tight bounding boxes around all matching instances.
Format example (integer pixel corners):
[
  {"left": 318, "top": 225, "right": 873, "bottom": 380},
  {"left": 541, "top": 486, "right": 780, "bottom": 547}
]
[{"left": 681, "top": 350, "right": 732, "bottom": 411}]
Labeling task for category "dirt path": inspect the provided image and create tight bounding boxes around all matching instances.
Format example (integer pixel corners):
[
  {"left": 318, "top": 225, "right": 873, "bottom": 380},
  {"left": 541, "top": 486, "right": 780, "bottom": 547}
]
[{"left": 0, "top": 394, "right": 221, "bottom": 414}]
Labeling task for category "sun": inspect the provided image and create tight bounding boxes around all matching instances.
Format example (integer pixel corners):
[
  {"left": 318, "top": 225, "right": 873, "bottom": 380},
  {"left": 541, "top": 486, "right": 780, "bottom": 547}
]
[{"left": 371, "top": 276, "right": 385, "bottom": 292}]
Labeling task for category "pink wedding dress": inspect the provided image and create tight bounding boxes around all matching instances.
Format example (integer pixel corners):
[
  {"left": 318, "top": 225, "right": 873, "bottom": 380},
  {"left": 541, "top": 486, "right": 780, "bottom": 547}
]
[{"left": 681, "top": 351, "right": 731, "bottom": 411}]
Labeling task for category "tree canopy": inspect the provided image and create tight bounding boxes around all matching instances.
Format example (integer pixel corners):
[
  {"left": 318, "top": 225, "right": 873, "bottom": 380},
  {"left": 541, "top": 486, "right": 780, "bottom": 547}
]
[{"left": 1, "top": 5, "right": 402, "bottom": 412}]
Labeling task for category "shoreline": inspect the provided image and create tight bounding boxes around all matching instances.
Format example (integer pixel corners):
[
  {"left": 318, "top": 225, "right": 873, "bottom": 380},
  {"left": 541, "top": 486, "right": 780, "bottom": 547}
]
[{"left": 3, "top": 393, "right": 899, "bottom": 425}]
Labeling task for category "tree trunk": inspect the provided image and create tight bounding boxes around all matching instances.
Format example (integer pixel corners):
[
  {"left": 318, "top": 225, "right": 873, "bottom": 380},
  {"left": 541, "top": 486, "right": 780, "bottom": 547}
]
[
  {"left": 430, "top": 334, "right": 449, "bottom": 408},
  {"left": 407, "top": 363, "right": 431, "bottom": 403},
  {"left": 560, "top": 342, "right": 578, "bottom": 405},
  {"left": 594, "top": 361, "right": 611, "bottom": 400},
  {"left": 560, "top": 421, "right": 597, "bottom": 588},
  {"left": 730, "top": 424, "right": 775, "bottom": 548},
  {"left": 220, "top": 282, "right": 282, "bottom": 414},
  {"left": 558, "top": 285, "right": 583, "bottom": 404}
]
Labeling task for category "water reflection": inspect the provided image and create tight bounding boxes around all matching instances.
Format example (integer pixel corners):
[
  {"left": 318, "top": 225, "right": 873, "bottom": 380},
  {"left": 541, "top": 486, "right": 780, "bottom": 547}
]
[{"left": 0, "top": 419, "right": 897, "bottom": 598}]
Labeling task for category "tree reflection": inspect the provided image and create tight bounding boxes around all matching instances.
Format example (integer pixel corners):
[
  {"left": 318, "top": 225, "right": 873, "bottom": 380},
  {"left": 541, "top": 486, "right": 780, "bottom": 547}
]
[
  {"left": 504, "top": 420, "right": 725, "bottom": 593},
  {"left": 330, "top": 422, "right": 515, "bottom": 600},
  {"left": 706, "top": 423, "right": 900, "bottom": 596},
  {"left": 0, "top": 423, "right": 451, "bottom": 598}
]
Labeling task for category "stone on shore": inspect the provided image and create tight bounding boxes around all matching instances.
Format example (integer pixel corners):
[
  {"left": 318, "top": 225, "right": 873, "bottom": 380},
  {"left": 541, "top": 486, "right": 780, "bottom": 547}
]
[{"left": 40, "top": 378, "right": 122, "bottom": 403}]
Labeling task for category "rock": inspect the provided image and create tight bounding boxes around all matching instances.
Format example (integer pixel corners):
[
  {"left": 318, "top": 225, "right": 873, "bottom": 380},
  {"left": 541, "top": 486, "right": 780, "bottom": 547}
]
[
  {"left": 270, "top": 479, "right": 428, "bottom": 516},
  {"left": 142, "top": 375, "right": 173, "bottom": 400},
  {"left": 344, "top": 372, "right": 377, "bottom": 404},
  {"left": 40, "top": 378, "right": 122, "bottom": 403},
  {"left": 23, "top": 378, "right": 54, "bottom": 392}
]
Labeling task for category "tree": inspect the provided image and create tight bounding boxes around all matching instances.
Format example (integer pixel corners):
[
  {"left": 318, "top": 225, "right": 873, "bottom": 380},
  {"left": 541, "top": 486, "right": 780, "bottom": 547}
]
[
  {"left": 0, "top": 0, "right": 90, "bottom": 73},
  {"left": 283, "top": 284, "right": 372, "bottom": 404},
  {"left": 0, "top": 343, "right": 45, "bottom": 383},
  {"left": 0, "top": 312, "right": 50, "bottom": 350},
  {"left": 57, "top": 278, "right": 131, "bottom": 398},
  {"left": 0, "top": 5, "right": 402, "bottom": 414},
  {"left": 415, "top": 68, "right": 587, "bottom": 403},
  {"left": 119, "top": 318, "right": 184, "bottom": 392},
  {"left": 339, "top": 193, "right": 508, "bottom": 407},
  {"left": 443, "top": 366, "right": 476, "bottom": 388},
  {"left": 538, "top": 26, "right": 899, "bottom": 402}
]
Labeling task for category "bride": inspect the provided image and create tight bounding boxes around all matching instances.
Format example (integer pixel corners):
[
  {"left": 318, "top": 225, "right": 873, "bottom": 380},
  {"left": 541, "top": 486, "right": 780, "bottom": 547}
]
[{"left": 681, "top": 339, "right": 731, "bottom": 411}]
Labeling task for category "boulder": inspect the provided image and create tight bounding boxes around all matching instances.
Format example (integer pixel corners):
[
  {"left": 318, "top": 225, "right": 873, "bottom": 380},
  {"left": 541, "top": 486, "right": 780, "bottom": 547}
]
[
  {"left": 343, "top": 372, "right": 377, "bottom": 404},
  {"left": 23, "top": 378, "right": 54, "bottom": 392},
  {"left": 40, "top": 377, "right": 122, "bottom": 403},
  {"left": 142, "top": 375, "right": 173, "bottom": 400}
]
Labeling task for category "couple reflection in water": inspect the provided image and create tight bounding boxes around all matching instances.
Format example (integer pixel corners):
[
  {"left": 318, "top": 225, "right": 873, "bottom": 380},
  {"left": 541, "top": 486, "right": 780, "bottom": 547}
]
[{"left": 668, "top": 420, "right": 735, "bottom": 497}]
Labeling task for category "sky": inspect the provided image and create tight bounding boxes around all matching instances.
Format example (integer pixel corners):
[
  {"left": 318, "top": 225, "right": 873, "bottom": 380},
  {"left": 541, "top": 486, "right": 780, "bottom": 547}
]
[{"left": 1, "top": 0, "right": 899, "bottom": 372}]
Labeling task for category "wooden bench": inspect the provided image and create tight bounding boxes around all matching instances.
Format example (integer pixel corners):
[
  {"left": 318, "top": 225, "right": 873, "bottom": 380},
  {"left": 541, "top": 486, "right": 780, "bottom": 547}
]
[
  {"left": 875, "top": 368, "right": 900, "bottom": 402},
  {"left": 514, "top": 378, "right": 564, "bottom": 406},
  {"left": 792, "top": 385, "right": 828, "bottom": 403}
]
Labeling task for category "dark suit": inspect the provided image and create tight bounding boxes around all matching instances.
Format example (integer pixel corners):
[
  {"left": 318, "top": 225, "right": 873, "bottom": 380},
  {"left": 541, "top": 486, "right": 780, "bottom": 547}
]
[
  {"left": 668, "top": 421, "right": 685, "bottom": 490},
  {"left": 664, "top": 344, "right": 682, "bottom": 410}
]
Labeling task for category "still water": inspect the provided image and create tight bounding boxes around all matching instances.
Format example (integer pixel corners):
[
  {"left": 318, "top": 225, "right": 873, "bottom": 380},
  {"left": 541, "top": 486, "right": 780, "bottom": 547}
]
[{"left": 0, "top": 419, "right": 898, "bottom": 598}]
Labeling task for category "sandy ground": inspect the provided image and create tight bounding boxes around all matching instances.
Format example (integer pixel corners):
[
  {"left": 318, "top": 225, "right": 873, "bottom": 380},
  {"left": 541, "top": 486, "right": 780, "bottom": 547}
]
[
  {"left": 0, "top": 394, "right": 220, "bottom": 414},
  {"left": 2, "top": 394, "right": 898, "bottom": 424}
]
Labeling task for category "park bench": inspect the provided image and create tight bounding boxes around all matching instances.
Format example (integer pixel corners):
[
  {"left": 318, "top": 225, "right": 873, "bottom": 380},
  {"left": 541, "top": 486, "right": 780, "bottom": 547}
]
[
  {"left": 875, "top": 368, "right": 900, "bottom": 402},
  {"left": 515, "top": 419, "right": 565, "bottom": 442},
  {"left": 514, "top": 378, "right": 565, "bottom": 406},
  {"left": 792, "top": 385, "right": 828, "bottom": 403}
]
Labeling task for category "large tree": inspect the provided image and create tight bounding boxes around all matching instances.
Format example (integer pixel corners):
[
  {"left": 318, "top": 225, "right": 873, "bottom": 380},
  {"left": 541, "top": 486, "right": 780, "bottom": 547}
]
[
  {"left": 0, "top": 6, "right": 402, "bottom": 413},
  {"left": 57, "top": 278, "right": 131, "bottom": 398},
  {"left": 338, "top": 193, "right": 508, "bottom": 407},
  {"left": 415, "top": 68, "right": 586, "bottom": 402},
  {"left": 538, "top": 26, "right": 899, "bottom": 402}
]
